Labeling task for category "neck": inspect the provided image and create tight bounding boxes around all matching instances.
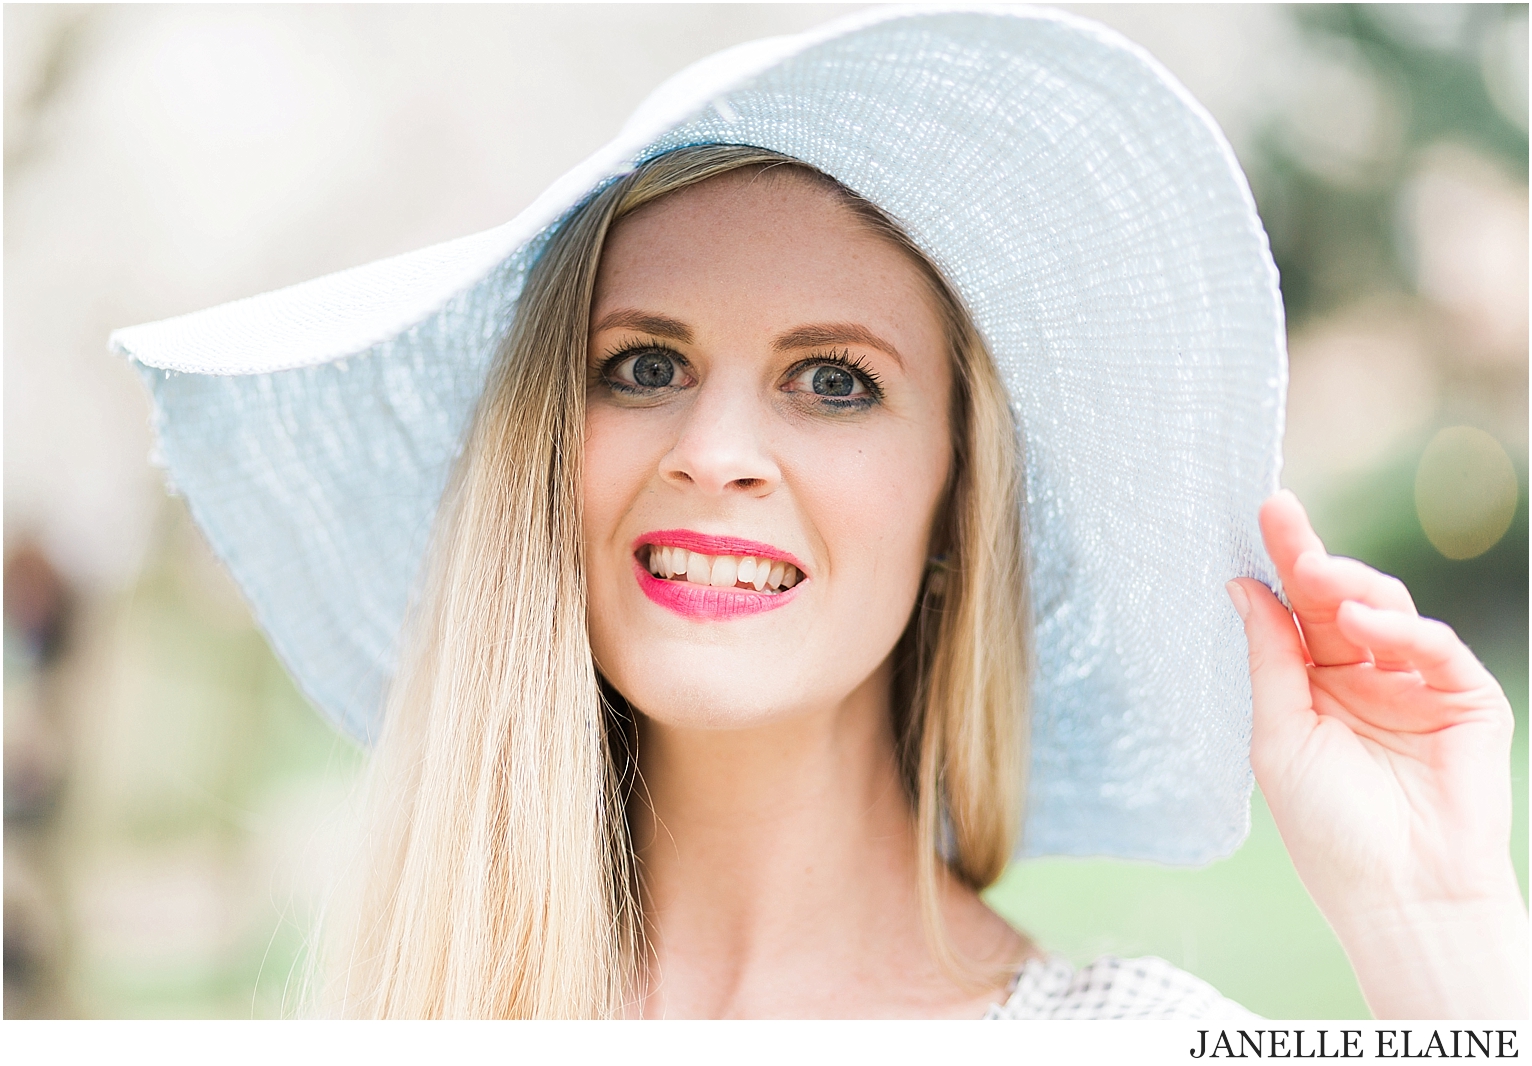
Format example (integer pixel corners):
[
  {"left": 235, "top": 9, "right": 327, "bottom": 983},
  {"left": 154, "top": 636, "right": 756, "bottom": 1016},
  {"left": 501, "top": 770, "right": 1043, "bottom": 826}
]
[{"left": 627, "top": 662, "right": 1028, "bottom": 1018}]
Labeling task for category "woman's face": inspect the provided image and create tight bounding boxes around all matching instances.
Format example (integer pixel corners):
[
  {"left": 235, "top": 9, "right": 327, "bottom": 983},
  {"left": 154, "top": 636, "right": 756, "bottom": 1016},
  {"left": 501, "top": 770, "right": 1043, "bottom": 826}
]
[{"left": 583, "top": 169, "right": 954, "bottom": 729}]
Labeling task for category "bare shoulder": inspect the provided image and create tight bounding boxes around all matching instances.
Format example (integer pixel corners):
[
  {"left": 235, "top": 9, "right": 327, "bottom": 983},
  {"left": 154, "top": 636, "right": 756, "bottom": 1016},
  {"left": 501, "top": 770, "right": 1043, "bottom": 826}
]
[{"left": 985, "top": 955, "right": 1258, "bottom": 1021}]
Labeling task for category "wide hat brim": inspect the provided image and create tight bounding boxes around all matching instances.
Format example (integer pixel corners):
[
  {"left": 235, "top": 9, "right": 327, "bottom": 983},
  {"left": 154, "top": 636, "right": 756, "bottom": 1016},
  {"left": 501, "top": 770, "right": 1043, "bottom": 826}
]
[{"left": 111, "top": 5, "right": 1286, "bottom": 865}]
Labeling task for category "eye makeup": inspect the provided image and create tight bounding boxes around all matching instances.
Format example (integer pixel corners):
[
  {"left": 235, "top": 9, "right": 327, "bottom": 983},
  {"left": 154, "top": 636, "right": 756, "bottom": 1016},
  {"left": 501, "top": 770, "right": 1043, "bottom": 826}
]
[
  {"left": 591, "top": 337, "right": 887, "bottom": 410},
  {"left": 780, "top": 348, "right": 885, "bottom": 408},
  {"left": 595, "top": 339, "right": 692, "bottom": 396}
]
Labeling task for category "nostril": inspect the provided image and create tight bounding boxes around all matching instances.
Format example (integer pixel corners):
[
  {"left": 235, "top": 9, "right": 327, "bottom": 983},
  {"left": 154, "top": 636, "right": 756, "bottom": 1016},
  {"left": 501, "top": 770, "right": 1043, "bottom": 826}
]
[{"left": 658, "top": 432, "right": 780, "bottom": 493}]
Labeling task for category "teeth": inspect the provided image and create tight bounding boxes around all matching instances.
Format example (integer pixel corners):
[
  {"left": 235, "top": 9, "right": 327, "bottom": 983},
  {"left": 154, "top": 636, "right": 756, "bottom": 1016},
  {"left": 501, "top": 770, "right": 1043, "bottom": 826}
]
[
  {"left": 646, "top": 546, "right": 803, "bottom": 593},
  {"left": 709, "top": 556, "right": 738, "bottom": 588}
]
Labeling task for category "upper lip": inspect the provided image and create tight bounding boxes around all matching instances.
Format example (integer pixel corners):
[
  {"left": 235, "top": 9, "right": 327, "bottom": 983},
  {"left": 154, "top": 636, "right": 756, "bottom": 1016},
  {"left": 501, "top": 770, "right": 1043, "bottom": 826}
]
[{"left": 631, "top": 529, "right": 808, "bottom": 575}]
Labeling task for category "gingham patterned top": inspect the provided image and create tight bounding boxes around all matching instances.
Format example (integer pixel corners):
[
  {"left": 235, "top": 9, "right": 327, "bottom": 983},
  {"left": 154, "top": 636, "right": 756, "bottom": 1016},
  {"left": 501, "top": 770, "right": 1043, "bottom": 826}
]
[{"left": 984, "top": 955, "right": 1257, "bottom": 1020}]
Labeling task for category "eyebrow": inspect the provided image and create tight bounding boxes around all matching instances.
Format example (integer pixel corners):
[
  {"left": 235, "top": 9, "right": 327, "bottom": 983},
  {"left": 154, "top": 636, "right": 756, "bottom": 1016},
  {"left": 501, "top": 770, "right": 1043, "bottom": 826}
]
[
  {"left": 592, "top": 309, "right": 905, "bottom": 368},
  {"left": 591, "top": 308, "right": 693, "bottom": 343},
  {"left": 772, "top": 322, "right": 905, "bottom": 368}
]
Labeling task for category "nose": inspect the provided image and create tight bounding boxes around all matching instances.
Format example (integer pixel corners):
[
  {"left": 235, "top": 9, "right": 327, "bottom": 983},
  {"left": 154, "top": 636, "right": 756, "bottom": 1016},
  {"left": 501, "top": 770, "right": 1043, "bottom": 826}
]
[{"left": 658, "top": 377, "right": 781, "bottom": 495}]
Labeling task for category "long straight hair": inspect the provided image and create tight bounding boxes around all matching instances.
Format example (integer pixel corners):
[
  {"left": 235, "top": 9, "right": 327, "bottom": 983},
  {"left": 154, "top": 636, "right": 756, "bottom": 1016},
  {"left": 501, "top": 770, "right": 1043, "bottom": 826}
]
[{"left": 323, "top": 146, "right": 1029, "bottom": 1018}]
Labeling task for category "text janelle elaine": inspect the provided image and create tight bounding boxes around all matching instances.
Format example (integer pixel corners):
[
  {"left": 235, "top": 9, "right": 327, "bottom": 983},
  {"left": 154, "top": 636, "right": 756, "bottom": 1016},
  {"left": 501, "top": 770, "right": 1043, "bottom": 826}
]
[{"left": 1191, "top": 1030, "right": 1520, "bottom": 1059}]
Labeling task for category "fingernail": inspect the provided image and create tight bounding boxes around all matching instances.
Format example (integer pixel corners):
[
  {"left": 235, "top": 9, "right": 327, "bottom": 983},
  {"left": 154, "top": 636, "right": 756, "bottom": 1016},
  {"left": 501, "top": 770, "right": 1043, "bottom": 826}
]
[{"left": 1225, "top": 580, "right": 1251, "bottom": 622}]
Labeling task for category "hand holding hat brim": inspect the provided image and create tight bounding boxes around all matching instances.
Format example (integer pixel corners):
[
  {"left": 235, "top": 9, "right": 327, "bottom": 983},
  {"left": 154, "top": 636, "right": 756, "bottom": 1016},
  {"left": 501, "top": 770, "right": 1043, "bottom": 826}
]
[{"left": 1229, "top": 491, "right": 1528, "bottom": 1018}]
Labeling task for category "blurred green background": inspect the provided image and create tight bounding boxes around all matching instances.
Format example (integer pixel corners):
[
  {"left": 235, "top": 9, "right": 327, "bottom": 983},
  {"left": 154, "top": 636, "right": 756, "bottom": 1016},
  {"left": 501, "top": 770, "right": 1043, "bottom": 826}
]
[
  {"left": 5, "top": 4, "right": 1526, "bottom": 1019},
  {"left": 987, "top": 2, "right": 1530, "bottom": 1019}
]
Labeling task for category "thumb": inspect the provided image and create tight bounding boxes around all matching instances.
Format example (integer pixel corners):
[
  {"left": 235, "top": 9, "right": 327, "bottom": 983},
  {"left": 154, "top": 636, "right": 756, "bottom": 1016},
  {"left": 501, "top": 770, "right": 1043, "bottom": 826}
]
[{"left": 1227, "top": 578, "right": 1315, "bottom": 780}]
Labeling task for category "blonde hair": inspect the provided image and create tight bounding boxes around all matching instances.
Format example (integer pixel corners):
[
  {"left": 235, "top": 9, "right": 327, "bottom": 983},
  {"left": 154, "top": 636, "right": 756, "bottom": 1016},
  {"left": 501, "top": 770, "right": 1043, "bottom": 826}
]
[{"left": 323, "top": 146, "right": 1029, "bottom": 1018}]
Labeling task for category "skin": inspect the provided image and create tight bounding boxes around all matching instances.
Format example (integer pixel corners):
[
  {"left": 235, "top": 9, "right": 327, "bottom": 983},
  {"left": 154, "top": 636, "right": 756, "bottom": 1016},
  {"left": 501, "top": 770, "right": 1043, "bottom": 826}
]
[
  {"left": 581, "top": 167, "right": 1528, "bottom": 1018},
  {"left": 1232, "top": 493, "right": 1528, "bottom": 1019},
  {"left": 582, "top": 168, "right": 1027, "bottom": 1018}
]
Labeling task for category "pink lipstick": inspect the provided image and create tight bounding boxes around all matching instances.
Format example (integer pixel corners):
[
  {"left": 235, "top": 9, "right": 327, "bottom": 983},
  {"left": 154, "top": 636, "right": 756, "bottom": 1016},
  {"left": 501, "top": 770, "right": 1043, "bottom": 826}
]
[
  {"left": 630, "top": 530, "right": 808, "bottom": 574},
  {"left": 631, "top": 529, "right": 807, "bottom": 620}
]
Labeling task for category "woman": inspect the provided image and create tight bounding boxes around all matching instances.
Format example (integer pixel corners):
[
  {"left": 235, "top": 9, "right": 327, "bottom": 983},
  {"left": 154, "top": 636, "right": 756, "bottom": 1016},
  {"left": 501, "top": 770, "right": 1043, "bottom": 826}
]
[{"left": 110, "top": 8, "right": 1526, "bottom": 1019}]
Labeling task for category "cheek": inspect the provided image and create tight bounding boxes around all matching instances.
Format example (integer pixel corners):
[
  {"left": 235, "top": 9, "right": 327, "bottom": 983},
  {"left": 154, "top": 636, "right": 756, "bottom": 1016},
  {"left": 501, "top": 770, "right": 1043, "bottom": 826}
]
[
  {"left": 582, "top": 406, "right": 662, "bottom": 544},
  {"left": 581, "top": 405, "right": 662, "bottom": 660},
  {"left": 580, "top": 387, "right": 953, "bottom": 725},
  {"left": 788, "top": 421, "right": 952, "bottom": 614},
  {"left": 581, "top": 408, "right": 621, "bottom": 532}
]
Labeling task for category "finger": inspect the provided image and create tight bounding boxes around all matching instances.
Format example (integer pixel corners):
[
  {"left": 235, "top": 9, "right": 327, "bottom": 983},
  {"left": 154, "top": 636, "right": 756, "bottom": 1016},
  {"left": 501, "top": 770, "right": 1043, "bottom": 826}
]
[
  {"left": 1290, "top": 551, "right": 1419, "bottom": 669},
  {"left": 1258, "top": 491, "right": 1382, "bottom": 667},
  {"left": 1333, "top": 601, "right": 1494, "bottom": 693},
  {"left": 1228, "top": 578, "right": 1316, "bottom": 777},
  {"left": 1257, "top": 489, "right": 1326, "bottom": 579},
  {"left": 1258, "top": 492, "right": 1362, "bottom": 665},
  {"left": 1292, "top": 552, "right": 1417, "bottom": 616},
  {"left": 1273, "top": 657, "right": 1475, "bottom": 739},
  {"left": 1309, "top": 662, "right": 1481, "bottom": 735}
]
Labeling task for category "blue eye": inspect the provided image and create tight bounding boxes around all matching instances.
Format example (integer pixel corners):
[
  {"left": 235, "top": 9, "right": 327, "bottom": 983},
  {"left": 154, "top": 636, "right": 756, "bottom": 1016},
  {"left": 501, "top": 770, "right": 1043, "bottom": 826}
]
[
  {"left": 783, "top": 352, "right": 881, "bottom": 406},
  {"left": 602, "top": 345, "right": 688, "bottom": 392},
  {"left": 630, "top": 350, "right": 676, "bottom": 387},
  {"left": 811, "top": 365, "right": 856, "bottom": 396}
]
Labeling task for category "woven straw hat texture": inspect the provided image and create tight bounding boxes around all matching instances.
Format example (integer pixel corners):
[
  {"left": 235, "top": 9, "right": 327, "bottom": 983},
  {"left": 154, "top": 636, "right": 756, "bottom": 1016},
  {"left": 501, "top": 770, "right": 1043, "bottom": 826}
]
[{"left": 111, "top": 5, "right": 1286, "bottom": 864}]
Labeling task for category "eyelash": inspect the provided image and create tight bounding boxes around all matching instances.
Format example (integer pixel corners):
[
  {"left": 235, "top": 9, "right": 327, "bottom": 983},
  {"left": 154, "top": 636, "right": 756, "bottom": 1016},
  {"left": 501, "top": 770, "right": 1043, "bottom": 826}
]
[
  {"left": 783, "top": 349, "right": 885, "bottom": 406},
  {"left": 596, "top": 341, "right": 885, "bottom": 408},
  {"left": 596, "top": 340, "right": 692, "bottom": 396}
]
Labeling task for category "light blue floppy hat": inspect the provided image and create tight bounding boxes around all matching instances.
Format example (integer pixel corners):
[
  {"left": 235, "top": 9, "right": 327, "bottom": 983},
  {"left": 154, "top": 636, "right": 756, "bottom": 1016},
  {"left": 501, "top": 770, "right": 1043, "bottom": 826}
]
[{"left": 110, "top": 5, "right": 1286, "bottom": 866}]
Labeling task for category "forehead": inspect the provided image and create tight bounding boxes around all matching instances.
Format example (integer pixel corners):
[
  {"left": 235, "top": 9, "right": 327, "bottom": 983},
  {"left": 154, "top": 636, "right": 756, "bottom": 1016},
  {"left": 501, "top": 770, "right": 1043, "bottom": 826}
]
[
  {"left": 593, "top": 169, "right": 942, "bottom": 329},
  {"left": 611, "top": 166, "right": 859, "bottom": 246}
]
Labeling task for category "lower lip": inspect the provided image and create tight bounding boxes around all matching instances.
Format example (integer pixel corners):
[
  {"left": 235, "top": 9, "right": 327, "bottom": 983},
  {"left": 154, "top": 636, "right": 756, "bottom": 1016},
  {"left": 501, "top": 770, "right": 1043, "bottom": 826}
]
[{"left": 633, "top": 558, "right": 802, "bottom": 620}]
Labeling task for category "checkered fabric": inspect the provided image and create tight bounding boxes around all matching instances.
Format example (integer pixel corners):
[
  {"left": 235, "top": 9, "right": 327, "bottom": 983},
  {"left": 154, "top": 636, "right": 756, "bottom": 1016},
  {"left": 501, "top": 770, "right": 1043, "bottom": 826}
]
[{"left": 985, "top": 954, "right": 1257, "bottom": 1020}]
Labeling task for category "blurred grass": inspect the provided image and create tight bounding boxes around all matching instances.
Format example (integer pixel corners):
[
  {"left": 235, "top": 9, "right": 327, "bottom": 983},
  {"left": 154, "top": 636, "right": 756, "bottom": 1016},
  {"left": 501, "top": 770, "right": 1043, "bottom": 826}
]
[
  {"left": 64, "top": 502, "right": 364, "bottom": 1017},
  {"left": 987, "top": 437, "right": 1530, "bottom": 1019},
  {"left": 987, "top": 724, "right": 1527, "bottom": 1019},
  {"left": 11, "top": 1, "right": 1525, "bottom": 1024},
  {"left": 91, "top": 439, "right": 1528, "bottom": 1019}
]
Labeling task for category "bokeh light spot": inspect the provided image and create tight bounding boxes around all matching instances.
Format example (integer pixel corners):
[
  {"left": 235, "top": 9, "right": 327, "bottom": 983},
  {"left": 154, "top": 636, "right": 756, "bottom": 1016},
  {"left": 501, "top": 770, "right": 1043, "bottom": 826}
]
[{"left": 1414, "top": 426, "right": 1518, "bottom": 560}]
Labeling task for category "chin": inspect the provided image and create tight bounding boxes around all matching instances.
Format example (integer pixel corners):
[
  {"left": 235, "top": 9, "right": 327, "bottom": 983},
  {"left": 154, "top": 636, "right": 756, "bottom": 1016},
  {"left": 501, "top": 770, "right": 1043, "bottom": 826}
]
[{"left": 603, "top": 656, "right": 844, "bottom": 733}]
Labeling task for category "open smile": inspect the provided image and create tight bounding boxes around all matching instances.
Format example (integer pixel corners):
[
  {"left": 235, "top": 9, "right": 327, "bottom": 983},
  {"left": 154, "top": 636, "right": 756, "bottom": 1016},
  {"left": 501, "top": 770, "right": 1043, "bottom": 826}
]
[{"left": 631, "top": 530, "right": 807, "bottom": 619}]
